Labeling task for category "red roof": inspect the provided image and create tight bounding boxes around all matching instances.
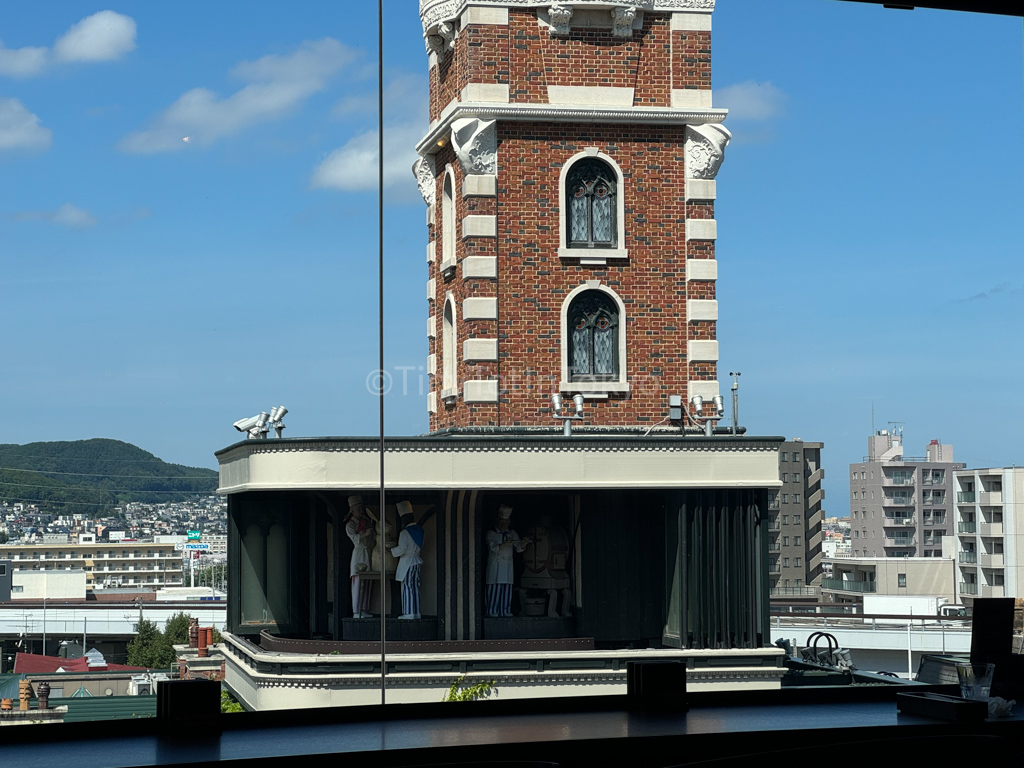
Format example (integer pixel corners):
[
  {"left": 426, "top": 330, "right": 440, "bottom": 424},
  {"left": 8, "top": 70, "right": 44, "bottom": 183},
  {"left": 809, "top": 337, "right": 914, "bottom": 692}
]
[{"left": 13, "top": 652, "right": 149, "bottom": 674}]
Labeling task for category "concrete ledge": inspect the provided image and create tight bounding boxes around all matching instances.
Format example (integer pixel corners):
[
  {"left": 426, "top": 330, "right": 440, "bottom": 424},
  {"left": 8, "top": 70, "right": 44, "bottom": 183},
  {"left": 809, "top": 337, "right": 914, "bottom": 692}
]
[
  {"left": 427, "top": 392, "right": 437, "bottom": 414},
  {"left": 427, "top": 353, "right": 437, "bottom": 375},
  {"left": 686, "top": 179, "right": 716, "bottom": 201},
  {"left": 463, "top": 174, "right": 497, "bottom": 197},
  {"left": 689, "top": 380, "right": 721, "bottom": 400},
  {"left": 463, "top": 338, "right": 498, "bottom": 362},
  {"left": 463, "top": 256, "right": 497, "bottom": 279},
  {"left": 687, "top": 340, "right": 719, "bottom": 362},
  {"left": 461, "top": 7, "right": 508, "bottom": 25},
  {"left": 686, "top": 259, "right": 718, "bottom": 282},
  {"left": 671, "top": 12, "right": 712, "bottom": 31},
  {"left": 463, "top": 379, "right": 499, "bottom": 403},
  {"left": 427, "top": 278, "right": 436, "bottom": 302},
  {"left": 671, "top": 89, "right": 713, "bottom": 109},
  {"left": 685, "top": 219, "right": 717, "bottom": 241},
  {"left": 548, "top": 85, "right": 635, "bottom": 107},
  {"left": 463, "top": 214, "right": 497, "bottom": 239},
  {"left": 426, "top": 240, "right": 436, "bottom": 263},
  {"left": 687, "top": 299, "right": 718, "bottom": 322},
  {"left": 463, "top": 297, "right": 497, "bottom": 320},
  {"left": 461, "top": 83, "right": 510, "bottom": 103},
  {"left": 558, "top": 247, "right": 628, "bottom": 262},
  {"left": 427, "top": 315, "right": 436, "bottom": 338}
]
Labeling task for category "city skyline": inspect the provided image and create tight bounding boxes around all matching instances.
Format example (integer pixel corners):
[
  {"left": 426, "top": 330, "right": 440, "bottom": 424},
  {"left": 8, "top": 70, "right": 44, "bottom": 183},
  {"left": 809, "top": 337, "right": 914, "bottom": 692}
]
[{"left": 2, "top": 1, "right": 1021, "bottom": 512}]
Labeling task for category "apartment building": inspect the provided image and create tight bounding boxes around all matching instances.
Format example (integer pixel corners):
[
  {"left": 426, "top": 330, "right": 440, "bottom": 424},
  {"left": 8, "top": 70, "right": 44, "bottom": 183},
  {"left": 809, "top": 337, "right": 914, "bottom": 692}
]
[
  {"left": 952, "top": 466, "right": 1024, "bottom": 604},
  {"left": 768, "top": 440, "right": 826, "bottom": 595},
  {"left": 848, "top": 431, "right": 963, "bottom": 558},
  {"left": 0, "top": 542, "right": 184, "bottom": 591}
]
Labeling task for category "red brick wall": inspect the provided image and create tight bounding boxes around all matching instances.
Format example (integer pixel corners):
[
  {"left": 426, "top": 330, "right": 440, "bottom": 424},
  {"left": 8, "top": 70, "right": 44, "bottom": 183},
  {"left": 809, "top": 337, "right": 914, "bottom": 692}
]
[{"left": 426, "top": 7, "right": 718, "bottom": 431}]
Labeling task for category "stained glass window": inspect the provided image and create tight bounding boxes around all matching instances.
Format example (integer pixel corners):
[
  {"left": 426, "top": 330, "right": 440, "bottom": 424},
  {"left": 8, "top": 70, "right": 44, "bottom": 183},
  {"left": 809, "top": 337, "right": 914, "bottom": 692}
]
[
  {"left": 568, "top": 291, "right": 619, "bottom": 381},
  {"left": 566, "top": 159, "right": 617, "bottom": 248}
]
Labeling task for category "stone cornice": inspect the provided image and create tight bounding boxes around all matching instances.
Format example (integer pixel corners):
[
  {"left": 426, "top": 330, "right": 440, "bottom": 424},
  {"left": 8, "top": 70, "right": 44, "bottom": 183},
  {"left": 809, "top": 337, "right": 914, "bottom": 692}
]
[
  {"left": 217, "top": 434, "right": 784, "bottom": 462},
  {"left": 416, "top": 103, "right": 728, "bottom": 157},
  {"left": 420, "top": 0, "right": 715, "bottom": 35}
]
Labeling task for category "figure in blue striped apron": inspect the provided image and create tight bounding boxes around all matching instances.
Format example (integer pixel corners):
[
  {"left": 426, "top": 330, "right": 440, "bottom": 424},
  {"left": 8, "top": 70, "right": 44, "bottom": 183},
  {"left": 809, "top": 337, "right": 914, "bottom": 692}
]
[
  {"left": 485, "top": 505, "right": 531, "bottom": 618},
  {"left": 391, "top": 500, "right": 424, "bottom": 619}
]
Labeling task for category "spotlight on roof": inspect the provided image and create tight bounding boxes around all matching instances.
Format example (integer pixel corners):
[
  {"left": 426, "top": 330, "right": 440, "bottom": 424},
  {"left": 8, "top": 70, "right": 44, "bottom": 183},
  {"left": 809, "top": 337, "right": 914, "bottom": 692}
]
[
  {"left": 233, "top": 412, "right": 271, "bottom": 439},
  {"left": 268, "top": 406, "right": 288, "bottom": 438}
]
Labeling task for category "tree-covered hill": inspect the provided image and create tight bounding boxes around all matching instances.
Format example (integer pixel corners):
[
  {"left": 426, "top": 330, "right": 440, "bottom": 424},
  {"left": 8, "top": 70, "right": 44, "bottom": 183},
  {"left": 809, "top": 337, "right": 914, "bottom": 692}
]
[{"left": 0, "top": 439, "right": 218, "bottom": 513}]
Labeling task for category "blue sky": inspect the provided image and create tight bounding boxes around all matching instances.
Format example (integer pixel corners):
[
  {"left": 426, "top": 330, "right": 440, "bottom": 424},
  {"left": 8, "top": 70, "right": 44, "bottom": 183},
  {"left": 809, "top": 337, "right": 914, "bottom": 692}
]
[{"left": 1, "top": 2, "right": 1021, "bottom": 513}]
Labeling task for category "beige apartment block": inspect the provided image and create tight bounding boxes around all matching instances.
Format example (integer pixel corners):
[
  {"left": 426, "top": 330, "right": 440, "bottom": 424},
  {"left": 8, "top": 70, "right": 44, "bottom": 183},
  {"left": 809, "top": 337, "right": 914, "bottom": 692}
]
[
  {"left": 821, "top": 556, "right": 956, "bottom": 606},
  {"left": 0, "top": 542, "right": 184, "bottom": 592},
  {"left": 952, "top": 466, "right": 1024, "bottom": 604}
]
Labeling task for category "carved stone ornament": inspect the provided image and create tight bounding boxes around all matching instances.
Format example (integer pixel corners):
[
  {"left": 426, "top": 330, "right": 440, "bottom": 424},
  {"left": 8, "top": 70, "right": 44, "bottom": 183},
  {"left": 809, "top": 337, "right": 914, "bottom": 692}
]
[
  {"left": 437, "top": 21, "right": 457, "bottom": 50},
  {"left": 450, "top": 117, "right": 497, "bottom": 175},
  {"left": 420, "top": 0, "right": 715, "bottom": 36},
  {"left": 685, "top": 123, "right": 731, "bottom": 180},
  {"left": 548, "top": 4, "right": 573, "bottom": 35},
  {"left": 412, "top": 156, "right": 437, "bottom": 206},
  {"left": 426, "top": 34, "right": 446, "bottom": 54},
  {"left": 611, "top": 6, "right": 637, "bottom": 36}
]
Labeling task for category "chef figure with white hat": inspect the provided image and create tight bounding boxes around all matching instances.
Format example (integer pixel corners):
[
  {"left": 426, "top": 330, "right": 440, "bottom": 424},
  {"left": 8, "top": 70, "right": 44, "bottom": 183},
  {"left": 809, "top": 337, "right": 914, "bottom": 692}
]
[
  {"left": 391, "top": 501, "right": 424, "bottom": 619},
  {"left": 345, "top": 495, "right": 375, "bottom": 618},
  {"left": 485, "top": 504, "right": 531, "bottom": 618}
]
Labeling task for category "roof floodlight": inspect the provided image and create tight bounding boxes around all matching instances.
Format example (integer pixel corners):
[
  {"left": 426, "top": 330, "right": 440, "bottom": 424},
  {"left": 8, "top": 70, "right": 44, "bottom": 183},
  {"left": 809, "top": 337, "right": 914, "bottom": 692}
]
[
  {"left": 690, "top": 395, "right": 703, "bottom": 412},
  {"left": 713, "top": 395, "right": 725, "bottom": 416},
  {"left": 551, "top": 393, "right": 563, "bottom": 412},
  {"left": 573, "top": 394, "right": 585, "bottom": 414}
]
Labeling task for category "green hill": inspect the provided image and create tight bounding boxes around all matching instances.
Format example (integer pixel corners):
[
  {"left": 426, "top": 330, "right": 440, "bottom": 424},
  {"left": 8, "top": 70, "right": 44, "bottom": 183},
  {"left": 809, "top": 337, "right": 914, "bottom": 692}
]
[{"left": 0, "top": 439, "right": 218, "bottom": 514}]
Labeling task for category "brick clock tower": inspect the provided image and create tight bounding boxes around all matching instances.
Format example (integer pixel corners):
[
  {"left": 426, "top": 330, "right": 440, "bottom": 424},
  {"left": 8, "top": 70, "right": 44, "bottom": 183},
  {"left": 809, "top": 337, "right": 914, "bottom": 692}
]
[{"left": 414, "top": 0, "right": 730, "bottom": 432}]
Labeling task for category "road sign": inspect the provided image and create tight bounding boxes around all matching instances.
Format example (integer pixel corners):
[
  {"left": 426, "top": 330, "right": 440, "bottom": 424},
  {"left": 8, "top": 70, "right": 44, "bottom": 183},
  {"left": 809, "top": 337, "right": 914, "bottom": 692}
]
[
  {"left": 187, "top": 530, "right": 201, "bottom": 541},
  {"left": 174, "top": 543, "right": 185, "bottom": 551},
  {"left": 184, "top": 543, "right": 210, "bottom": 551}
]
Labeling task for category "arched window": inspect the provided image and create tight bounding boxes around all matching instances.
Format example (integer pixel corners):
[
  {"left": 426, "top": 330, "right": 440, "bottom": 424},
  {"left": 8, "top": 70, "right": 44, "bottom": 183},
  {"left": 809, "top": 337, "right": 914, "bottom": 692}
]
[
  {"left": 442, "top": 296, "right": 456, "bottom": 393},
  {"left": 441, "top": 168, "right": 455, "bottom": 269},
  {"left": 566, "top": 158, "right": 617, "bottom": 249},
  {"left": 568, "top": 290, "right": 619, "bottom": 381}
]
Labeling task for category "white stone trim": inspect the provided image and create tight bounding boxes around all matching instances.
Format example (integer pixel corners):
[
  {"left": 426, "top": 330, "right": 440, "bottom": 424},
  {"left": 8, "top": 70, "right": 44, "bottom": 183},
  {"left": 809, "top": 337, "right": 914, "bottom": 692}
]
[
  {"left": 463, "top": 214, "right": 497, "bottom": 238},
  {"left": 427, "top": 392, "right": 437, "bottom": 414},
  {"left": 463, "top": 338, "right": 498, "bottom": 362},
  {"left": 421, "top": 0, "right": 717, "bottom": 36},
  {"left": 427, "top": 315, "right": 436, "bottom": 338},
  {"left": 416, "top": 104, "right": 728, "bottom": 156},
  {"left": 688, "top": 380, "right": 721, "bottom": 401},
  {"left": 427, "top": 353, "right": 437, "bottom": 375},
  {"left": 685, "top": 259, "right": 717, "bottom": 282},
  {"left": 670, "top": 11, "right": 712, "bottom": 31},
  {"left": 686, "top": 179, "right": 716, "bottom": 201},
  {"left": 460, "top": 7, "right": 509, "bottom": 25},
  {"left": 460, "top": 83, "right": 510, "bottom": 103},
  {"left": 559, "top": 247, "right": 629, "bottom": 264},
  {"left": 560, "top": 282, "right": 629, "bottom": 394},
  {"left": 463, "top": 256, "right": 497, "bottom": 279},
  {"left": 558, "top": 148, "right": 628, "bottom": 260},
  {"left": 463, "top": 297, "right": 498, "bottom": 320},
  {"left": 685, "top": 219, "right": 717, "bottom": 241},
  {"left": 426, "top": 203, "right": 435, "bottom": 227},
  {"left": 463, "top": 379, "right": 499, "bottom": 403},
  {"left": 687, "top": 340, "right": 719, "bottom": 362},
  {"left": 463, "top": 174, "right": 497, "bottom": 197},
  {"left": 426, "top": 240, "right": 436, "bottom": 263},
  {"left": 671, "top": 89, "right": 713, "bottom": 109},
  {"left": 687, "top": 299, "right": 718, "bottom": 321},
  {"left": 427, "top": 278, "right": 436, "bottom": 302},
  {"left": 547, "top": 86, "right": 635, "bottom": 107}
]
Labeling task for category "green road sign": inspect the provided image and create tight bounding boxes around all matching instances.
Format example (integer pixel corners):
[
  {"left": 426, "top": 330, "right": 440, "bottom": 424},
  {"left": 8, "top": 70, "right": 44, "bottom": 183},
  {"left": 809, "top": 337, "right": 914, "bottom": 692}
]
[{"left": 187, "top": 530, "right": 201, "bottom": 541}]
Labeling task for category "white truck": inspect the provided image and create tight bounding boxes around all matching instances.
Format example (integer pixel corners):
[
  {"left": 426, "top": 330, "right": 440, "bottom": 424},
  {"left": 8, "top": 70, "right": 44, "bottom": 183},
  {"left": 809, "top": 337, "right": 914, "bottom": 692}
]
[{"left": 862, "top": 595, "right": 970, "bottom": 621}]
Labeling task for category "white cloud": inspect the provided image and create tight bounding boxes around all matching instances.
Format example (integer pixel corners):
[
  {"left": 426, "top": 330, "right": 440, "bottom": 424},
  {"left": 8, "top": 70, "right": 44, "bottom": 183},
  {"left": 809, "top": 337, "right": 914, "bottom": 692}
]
[
  {"left": 0, "top": 40, "right": 48, "bottom": 77},
  {"left": 119, "top": 38, "right": 355, "bottom": 154},
  {"left": 0, "top": 97, "right": 52, "bottom": 150},
  {"left": 714, "top": 81, "right": 787, "bottom": 121},
  {"left": 311, "top": 122, "right": 423, "bottom": 194},
  {"left": 314, "top": 75, "right": 427, "bottom": 196},
  {"left": 53, "top": 10, "right": 136, "bottom": 63},
  {"left": 5, "top": 203, "right": 96, "bottom": 228}
]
